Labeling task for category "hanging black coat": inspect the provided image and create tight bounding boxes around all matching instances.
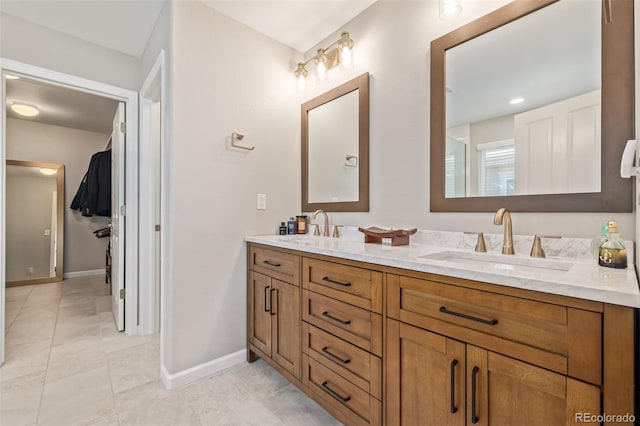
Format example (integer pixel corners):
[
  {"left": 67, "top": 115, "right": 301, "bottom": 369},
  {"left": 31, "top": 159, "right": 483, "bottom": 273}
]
[{"left": 70, "top": 150, "right": 111, "bottom": 216}]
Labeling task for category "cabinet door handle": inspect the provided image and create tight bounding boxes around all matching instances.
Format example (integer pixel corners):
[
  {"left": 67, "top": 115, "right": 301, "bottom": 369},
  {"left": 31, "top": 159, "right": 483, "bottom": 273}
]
[
  {"left": 321, "top": 380, "right": 351, "bottom": 403},
  {"left": 322, "top": 346, "right": 351, "bottom": 364},
  {"left": 263, "top": 286, "right": 270, "bottom": 312},
  {"left": 269, "top": 288, "right": 276, "bottom": 316},
  {"left": 322, "top": 311, "right": 351, "bottom": 325},
  {"left": 322, "top": 276, "right": 352, "bottom": 287},
  {"left": 450, "top": 359, "right": 458, "bottom": 414},
  {"left": 471, "top": 366, "right": 480, "bottom": 424},
  {"left": 263, "top": 260, "right": 281, "bottom": 267},
  {"left": 439, "top": 306, "right": 498, "bottom": 326}
]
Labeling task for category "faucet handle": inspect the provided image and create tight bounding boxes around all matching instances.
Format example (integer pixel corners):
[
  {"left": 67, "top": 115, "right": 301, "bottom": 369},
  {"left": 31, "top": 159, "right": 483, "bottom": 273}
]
[
  {"left": 332, "top": 225, "right": 343, "bottom": 238},
  {"left": 312, "top": 224, "right": 320, "bottom": 236},
  {"left": 465, "top": 231, "right": 487, "bottom": 253},
  {"left": 530, "top": 235, "right": 561, "bottom": 258}
]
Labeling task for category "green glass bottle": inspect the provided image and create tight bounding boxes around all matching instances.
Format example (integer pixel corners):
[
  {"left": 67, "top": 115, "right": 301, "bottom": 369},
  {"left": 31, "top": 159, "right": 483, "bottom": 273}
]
[{"left": 598, "top": 221, "right": 627, "bottom": 269}]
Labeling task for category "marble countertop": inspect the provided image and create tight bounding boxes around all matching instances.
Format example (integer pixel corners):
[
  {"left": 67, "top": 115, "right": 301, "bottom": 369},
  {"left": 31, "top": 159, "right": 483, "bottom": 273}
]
[{"left": 246, "top": 230, "right": 640, "bottom": 308}]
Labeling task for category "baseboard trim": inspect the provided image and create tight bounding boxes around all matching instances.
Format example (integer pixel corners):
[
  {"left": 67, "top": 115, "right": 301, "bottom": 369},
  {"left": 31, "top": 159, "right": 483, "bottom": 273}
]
[
  {"left": 63, "top": 269, "right": 105, "bottom": 279},
  {"left": 160, "top": 349, "right": 246, "bottom": 390}
]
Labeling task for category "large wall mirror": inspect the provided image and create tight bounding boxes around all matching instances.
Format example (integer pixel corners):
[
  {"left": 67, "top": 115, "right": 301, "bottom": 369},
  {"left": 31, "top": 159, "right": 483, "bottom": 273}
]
[
  {"left": 430, "top": 0, "right": 634, "bottom": 212},
  {"left": 302, "top": 72, "right": 370, "bottom": 212},
  {"left": 6, "top": 160, "right": 64, "bottom": 286}
]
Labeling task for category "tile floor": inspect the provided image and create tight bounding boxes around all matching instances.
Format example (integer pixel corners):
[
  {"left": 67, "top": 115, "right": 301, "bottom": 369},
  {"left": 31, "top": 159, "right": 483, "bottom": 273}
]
[{"left": 1, "top": 275, "right": 341, "bottom": 426}]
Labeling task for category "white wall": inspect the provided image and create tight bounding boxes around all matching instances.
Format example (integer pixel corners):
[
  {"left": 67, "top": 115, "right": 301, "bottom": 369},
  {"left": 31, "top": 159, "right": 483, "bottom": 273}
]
[
  {"left": 165, "top": 1, "right": 300, "bottom": 373},
  {"left": 141, "top": 1, "right": 171, "bottom": 79},
  {"left": 7, "top": 118, "right": 111, "bottom": 274},
  {"left": 301, "top": 0, "right": 634, "bottom": 240},
  {"left": 0, "top": 12, "right": 141, "bottom": 91}
]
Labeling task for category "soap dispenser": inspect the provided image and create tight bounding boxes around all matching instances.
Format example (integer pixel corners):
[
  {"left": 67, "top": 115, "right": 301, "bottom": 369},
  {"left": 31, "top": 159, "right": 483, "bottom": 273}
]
[{"left": 598, "top": 221, "right": 627, "bottom": 269}]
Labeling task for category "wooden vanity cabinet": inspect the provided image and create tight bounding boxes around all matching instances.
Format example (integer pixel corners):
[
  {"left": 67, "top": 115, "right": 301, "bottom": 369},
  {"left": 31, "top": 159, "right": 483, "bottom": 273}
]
[
  {"left": 301, "top": 257, "right": 384, "bottom": 426},
  {"left": 248, "top": 246, "right": 301, "bottom": 381},
  {"left": 247, "top": 243, "right": 635, "bottom": 426},
  {"left": 385, "top": 272, "right": 634, "bottom": 426},
  {"left": 387, "top": 319, "right": 600, "bottom": 426}
]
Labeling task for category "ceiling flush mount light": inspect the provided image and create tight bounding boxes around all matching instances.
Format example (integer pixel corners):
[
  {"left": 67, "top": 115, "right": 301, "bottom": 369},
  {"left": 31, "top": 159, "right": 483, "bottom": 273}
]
[
  {"left": 440, "top": 0, "right": 462, "bottom": 18},
  {"left": 294, "top": 31, "right": 355, "bottom": 88},
  {"left": 509, "top": 97, "right": 525, "bottom": 105},
  {"left": 40, "top": 168, "right": 57, "bottom": 176},
  {"left": 11, "top": 103, "right": 40, "bottom": 117}
]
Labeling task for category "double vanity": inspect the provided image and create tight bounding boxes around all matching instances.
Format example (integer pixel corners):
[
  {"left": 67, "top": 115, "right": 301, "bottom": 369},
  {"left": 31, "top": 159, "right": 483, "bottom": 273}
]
[{"left": 246, "top": 229, "right": 638, "bottom": 425}]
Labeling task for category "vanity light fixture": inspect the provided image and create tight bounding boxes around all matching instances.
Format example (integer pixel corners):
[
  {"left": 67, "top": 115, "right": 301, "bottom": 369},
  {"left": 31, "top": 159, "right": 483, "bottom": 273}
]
[
  {"left": 294, "top": 32, "right": 355, "bottom": 88},
  {"left": 10, "top": 103, "right": 40, "bottom": 117},
  {"left": 39, "top": 168, "right": 57, "bottom": 176},
  {"left": 440, "top": 0, "right": 462, "bottom": 18},
  {"left": 509, "top": 97, "right": 524, "bottom": 105}
]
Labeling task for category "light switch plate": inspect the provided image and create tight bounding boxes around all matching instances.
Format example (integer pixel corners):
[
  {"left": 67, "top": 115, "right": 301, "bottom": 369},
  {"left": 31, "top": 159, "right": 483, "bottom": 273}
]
[{"left": 257, "top": 193, "right": 267, "bottom": 210}]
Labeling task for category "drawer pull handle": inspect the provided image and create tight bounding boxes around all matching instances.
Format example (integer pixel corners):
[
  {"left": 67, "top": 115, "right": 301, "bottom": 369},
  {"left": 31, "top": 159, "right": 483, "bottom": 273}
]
[
  {"left": 269, "top": 288, "right": 276, "bottom": 316},
  {"left": 471, "top": 366, "right": 480, "bottom": 424},
  {"left": 321, "top": 380, "right": 351, "bottom": 403},
  {"left": 439, "top": 306, "right": 498, "bottom": 326},
  {"left": 322, "top": 311, "right": 351, "bottom": 325},
  {"left": 322, "top": 346, "right": 351, "bottom": 364},
  {"left": 264, "top": 286, "right": 270, "bottom": 312},
  {"left": 263, "top": 260, "right": 281, "bottom": 267},
  {"left": 450, "top": 359, "right": 458, "bottom": 414},
  {"left": 322, "top": 276, "right": 352, "bottom": 287}
]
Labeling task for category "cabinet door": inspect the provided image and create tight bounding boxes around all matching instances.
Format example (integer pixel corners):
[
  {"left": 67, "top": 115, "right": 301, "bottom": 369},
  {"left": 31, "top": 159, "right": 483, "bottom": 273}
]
[
  {"left": 386, "top": 319, "right": 465, "bottom": 426},
  {"left": 466, "top": 345, "right": 600, "bottom": 426},
  {"left": 249, "top": 272, "right": 271, "bottom": 356},
  {"left": 272, "top": 279, "right": 301, "bottom": 379}
]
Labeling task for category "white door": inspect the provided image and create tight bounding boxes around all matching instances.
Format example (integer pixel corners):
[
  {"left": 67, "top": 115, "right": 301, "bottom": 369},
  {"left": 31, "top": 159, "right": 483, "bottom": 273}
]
[
  {"left": 513, "top": 90, "right": 600, "bottom": 195},
  {"left": 111, "top": 102, "right": 126, "bottom": 331}
]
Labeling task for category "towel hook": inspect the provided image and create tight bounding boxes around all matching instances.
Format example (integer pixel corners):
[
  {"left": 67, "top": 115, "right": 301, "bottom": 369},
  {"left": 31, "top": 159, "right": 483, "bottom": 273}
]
[
  {"left": 231, "top": 132, "right": 255, "bottom": 151},
  {"left": 344, "top": 155, "right": 358, "bottom": 167}
]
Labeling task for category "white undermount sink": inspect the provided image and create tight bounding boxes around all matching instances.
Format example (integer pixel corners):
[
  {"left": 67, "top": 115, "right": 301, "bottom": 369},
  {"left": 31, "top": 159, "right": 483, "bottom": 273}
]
[{"left": 421, "top": 250, "right": 573, "bottom": 273}]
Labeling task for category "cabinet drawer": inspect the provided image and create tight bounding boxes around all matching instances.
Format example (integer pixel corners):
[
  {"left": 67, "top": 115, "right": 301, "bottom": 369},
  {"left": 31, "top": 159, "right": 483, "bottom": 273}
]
[
  {"left": 303, "top": 258, "right": 383, "bottom": 313},
  {"left": 303, "top": 355, "right": 382, "bottom": 426},
  {"left": 303, "top": 290, "right": 382, "bottom": 357},
  {"left": 249, "top": 245, "right": 300, "bottom": 285},
  {"left": 388, "top": 274, "right": 602, "bottom": 384},
  {"left": 303, "top": 322, "right": 382, "bottom": 400}
]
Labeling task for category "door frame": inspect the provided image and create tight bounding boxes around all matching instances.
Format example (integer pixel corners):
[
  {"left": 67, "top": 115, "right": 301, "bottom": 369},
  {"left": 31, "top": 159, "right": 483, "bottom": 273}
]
[
  {"left": 0, "top": 58, "right": 141, "bottom": 364},
  {"left": 139, "top": 50, "right": 166, "bottom": 339}
]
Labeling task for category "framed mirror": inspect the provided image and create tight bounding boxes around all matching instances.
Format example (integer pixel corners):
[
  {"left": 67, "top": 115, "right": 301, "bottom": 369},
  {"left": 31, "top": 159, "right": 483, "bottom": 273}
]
[
  {"left": 6, "top": 160, "right": 64, "bottom": 286},
  {"left": 302, "top": 72, "right": 370, "bottom": 212},
  {"left": 430, "top": 0, "right": 634, "bottom": 212}
]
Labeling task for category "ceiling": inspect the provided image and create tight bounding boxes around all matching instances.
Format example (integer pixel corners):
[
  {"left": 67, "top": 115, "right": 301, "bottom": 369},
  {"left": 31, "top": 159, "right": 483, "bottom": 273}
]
[
  {"left": 6, "top": 76, "right": 119, "bottom": 135},
  {"left": 0, "top": 0, "right": 376, "bottom": 57}
]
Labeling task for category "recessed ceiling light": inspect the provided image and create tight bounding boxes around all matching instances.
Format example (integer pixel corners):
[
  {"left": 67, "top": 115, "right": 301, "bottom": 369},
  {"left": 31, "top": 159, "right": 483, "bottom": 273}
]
[
  {"left": 509, "top": 97, "right": 524, "bottom": 105},
  {"left": 5, "top": 75, "right": 20, "bottom": 80},
  {"left": 40, "top": 168, "right": 57, "bottom": 176},
  {"left": 10, "top": 103, "right": 40, "bottom": 117}
]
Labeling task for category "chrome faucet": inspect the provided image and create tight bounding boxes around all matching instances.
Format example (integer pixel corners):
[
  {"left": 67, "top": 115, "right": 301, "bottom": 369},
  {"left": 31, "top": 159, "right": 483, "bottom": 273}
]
[
  {"left": 493, "top": 208, "right": 515, "bottom": 255},
  {"left": 312, "top": 209, "right": 330, "bottom": 237}
]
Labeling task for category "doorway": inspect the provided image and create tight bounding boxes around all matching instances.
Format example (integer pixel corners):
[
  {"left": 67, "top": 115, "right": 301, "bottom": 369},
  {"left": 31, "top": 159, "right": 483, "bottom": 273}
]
[{"left": 0, "top": 59, "right": 140, "bottom": 365}]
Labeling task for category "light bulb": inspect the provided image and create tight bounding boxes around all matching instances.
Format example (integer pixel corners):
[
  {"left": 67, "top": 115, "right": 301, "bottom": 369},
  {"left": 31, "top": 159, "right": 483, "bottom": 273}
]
[
  {"left": 297, "top": 74, "right": 306, "bottom": 91},
  {"left": 40, "top": 168, "right": 57, "bottom": 176},
  {"left": 340, "top": 46, "right": 353, "bottom": 68},
  {"left": 440, "top": 0, "right": 462, "bottom": 18},
  {"left": 11, "top": 103, "right": 39, "bottom": 117},
  {"left": 316, "top": 61, "right": 328, "bottom": 81}
]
